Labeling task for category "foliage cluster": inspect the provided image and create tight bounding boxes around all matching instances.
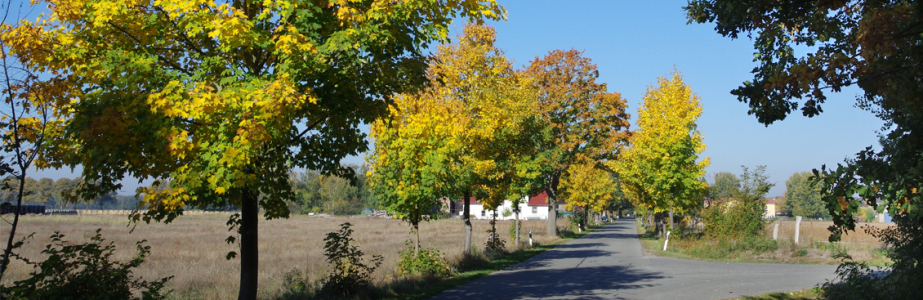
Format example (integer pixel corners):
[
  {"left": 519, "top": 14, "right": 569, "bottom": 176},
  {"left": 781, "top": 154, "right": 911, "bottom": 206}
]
[
  {"left": 782, "top": 172, "right": 828, "bottom": 219},
  {"left": 614, "top": 70, "right": 708, "bottom": 231},
  {"left": 703, "top": 166, "right": 773, "bottom": 239},
  {"left": 288, "top": 166, "right": 377, "bottom": 216},
  {"left": 3, "top": 229, "right": 172, "bottom": 300},
  {"left": 526, "top": 48, "right": 631, "bottom": 236},
  {"left": 687, "top": 1, "right": 923, "bottom": 297},
  {"left": 708, "top": 172, "right": 739, "bottom": 200},
  {"left": 396, "top": 240, "right": 454, "bottom": 278},
  {"left": 317, "top": 223, "right": 382, "bottom": 298}
]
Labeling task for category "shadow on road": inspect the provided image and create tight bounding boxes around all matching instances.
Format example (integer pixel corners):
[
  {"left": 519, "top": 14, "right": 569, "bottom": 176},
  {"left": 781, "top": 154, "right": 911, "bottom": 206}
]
[
  {"left": 435, "top": 264, "right": 664, "bottom": 300},
  {"left": 434, "top": 221, "right": 666, "bottom": 300}
]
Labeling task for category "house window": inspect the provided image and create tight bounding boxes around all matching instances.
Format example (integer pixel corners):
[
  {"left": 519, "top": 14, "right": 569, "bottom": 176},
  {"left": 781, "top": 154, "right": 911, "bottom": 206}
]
[
  {"left": 532, "top": 207, "right": 537, "bottom": 214},
  {"left": 481, "top": 210, "right": 485, "bottom": 217}
]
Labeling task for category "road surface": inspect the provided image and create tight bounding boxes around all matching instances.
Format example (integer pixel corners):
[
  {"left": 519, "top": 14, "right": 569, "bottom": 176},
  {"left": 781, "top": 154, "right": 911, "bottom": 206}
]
[{"left": 430, "top": 219, "right": 838, "bottom": 300}]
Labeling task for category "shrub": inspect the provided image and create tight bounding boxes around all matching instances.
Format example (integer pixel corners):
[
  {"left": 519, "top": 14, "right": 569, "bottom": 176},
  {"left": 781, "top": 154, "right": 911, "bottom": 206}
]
[
  {"left": 318, "top": 223, "right": 382, "bottom": 298},
  {"left": 396, "top": 240, "right": 453, "bottom": 278},
  {"left": 485, "top": 219, "right": 505, "bottom": 253},
  {"left": 702, "top": 198, "right": 766, "bottom": 239},
  {"left": 824, "top": 214, "right": 923, "bottom": 300},
  {"left": 4, "top": 229, "right": 172, "bottom": 300}
]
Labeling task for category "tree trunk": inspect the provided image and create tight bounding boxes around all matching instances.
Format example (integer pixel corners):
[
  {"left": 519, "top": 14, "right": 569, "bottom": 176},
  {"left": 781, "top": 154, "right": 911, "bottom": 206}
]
[
  {"left": 414, "top": 223, "right": 420, "bottom": 258},
  {"left": 669, "top": 205, "right": 675, "bottom": 234},
  {"left": 514, "top": 204, "right": 520, "bottom": 246},
  {"left": 463, "top": 189, "right": 472, "bottom": 254},
  {"left": 546, "top": 175, "right": 560, "bottom": 237},
  {"left": 0, "top": 173, "right": 27, "bottom": 284},
  {"left": 238, "top": 189, "right": 259, "bottom": 300}
]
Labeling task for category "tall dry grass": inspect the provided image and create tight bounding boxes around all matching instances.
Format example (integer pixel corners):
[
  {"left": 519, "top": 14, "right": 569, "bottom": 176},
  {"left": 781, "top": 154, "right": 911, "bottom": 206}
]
[
  {"left": 0, "top": 214, "right": 568, "bottom": 299},
  {"left": 766, "top": 220, "right": 890, "bottom": 247}
]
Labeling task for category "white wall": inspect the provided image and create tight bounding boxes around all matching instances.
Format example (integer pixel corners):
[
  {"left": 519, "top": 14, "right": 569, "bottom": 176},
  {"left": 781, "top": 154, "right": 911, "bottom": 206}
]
[{"left": 460, "top": 197, "right": 549, "bottom": 220}]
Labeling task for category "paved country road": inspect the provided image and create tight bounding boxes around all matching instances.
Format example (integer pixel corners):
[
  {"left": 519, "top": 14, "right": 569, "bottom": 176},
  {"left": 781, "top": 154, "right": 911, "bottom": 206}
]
[{"left": 430, "top": 219, "right": 839, "bottom": 300}]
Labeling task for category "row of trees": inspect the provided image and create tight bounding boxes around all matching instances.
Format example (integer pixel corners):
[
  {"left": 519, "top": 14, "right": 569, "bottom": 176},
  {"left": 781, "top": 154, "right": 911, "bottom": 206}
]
[
  {"left": 367, "top": 24, "right": 632, "bottom": 256},
  {"left": 0, "top": 176, "right": 139, "bottom": 210}
]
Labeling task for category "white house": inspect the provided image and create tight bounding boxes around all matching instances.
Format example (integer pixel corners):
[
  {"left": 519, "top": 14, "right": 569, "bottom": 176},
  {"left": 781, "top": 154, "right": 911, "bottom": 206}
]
[{"left": 461, "top": 191, "right": 560, "bottom": 220}]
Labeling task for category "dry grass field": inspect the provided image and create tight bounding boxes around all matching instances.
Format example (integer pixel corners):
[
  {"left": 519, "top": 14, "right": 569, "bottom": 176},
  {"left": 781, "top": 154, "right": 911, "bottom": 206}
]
[
  {"left": 767, "top": 219, "right": 890, "bottom": 246},
  {"left": 0, "top": 214, "right": 570, "bottom": 299}
]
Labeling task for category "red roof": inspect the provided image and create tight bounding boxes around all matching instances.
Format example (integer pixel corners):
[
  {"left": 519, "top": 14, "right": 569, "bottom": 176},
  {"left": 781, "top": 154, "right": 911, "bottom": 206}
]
[{"left": 528, "top": 191, "right": 549, "bottom": 206}]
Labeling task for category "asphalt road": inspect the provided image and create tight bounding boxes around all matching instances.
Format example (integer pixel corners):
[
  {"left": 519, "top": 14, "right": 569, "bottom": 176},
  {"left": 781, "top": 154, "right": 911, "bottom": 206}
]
[{"left": 430, "top": 219, "right": 839, "bottom": 300}]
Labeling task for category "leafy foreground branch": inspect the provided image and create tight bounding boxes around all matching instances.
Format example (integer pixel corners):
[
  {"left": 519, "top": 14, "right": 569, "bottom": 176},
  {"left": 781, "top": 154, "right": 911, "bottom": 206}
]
[{"left": 279, "top": 222, "right": 599, "bottom": 300}]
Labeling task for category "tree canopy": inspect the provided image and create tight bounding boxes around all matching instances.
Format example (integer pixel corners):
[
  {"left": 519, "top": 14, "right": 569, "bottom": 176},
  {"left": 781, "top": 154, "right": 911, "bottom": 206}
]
[
  {"left": 368, "top": 23, "right": 536, "bottom": 255},
  {"left": 526, "top": 49, "right": 631, "bottom": 236},
  {"left": 709, "top": 171, "right": 740, "bottom": 200},
  {"left": 614, "top": 70, "right": 709, "bottom": 220},
  {"left": 3, "top": 1, "right": 504, "bottom": 298},
  {"left": 783, "top": 171, "right": 828, "bottom": 219},
  {"left": 685, "top": 0, "right": 923, "bottom": 239}
]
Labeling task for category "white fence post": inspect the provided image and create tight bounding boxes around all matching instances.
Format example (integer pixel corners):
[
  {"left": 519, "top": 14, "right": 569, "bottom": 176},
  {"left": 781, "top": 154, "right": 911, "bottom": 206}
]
[
  {"left": 773, "top": 222, "right": 780, "bottom": 240},
  {"left": 795, "top": 216, "right": 803, "bottom": 244},
  {"left": 663, "top": 231, "right": 671, "bottom": 251}
]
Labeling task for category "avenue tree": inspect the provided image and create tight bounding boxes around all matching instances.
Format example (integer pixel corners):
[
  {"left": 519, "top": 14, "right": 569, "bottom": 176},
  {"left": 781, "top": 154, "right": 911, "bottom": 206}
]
[
  {"left": 615, "top": 71, "right": 709, "bottom": 233},
  {"left": 526, "top": 50, "right": 631, "bottom": 237},
  {"left": 560, "top": 160, "right": 615, "bottom": 228},
  {"left": 368, "top": 24, "right": 537, "bottom": 254},
  {"left": 3, "top": 1, "right": 504, "bottom": 298}
]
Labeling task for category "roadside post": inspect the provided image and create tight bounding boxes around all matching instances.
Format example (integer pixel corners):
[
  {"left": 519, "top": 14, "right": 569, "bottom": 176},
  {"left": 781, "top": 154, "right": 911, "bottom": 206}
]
[
  {"left": 795, "top": 216, "right": 802, "bottom": 244},
  {"left": 772, "top": 222, "right": 780, "bottom": 240},
  {"left": 663, "top": 231, "right": 671, "bottom": 251},
  {"left": 529, "top": 230, "right": 533, "bottom": 247}
]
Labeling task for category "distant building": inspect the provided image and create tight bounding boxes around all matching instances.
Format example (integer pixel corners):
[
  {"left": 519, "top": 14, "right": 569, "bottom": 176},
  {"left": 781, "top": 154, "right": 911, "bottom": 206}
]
[
  {"left": 459, "top": 191, "right": 564, "bottom": 220},
  {"left": 763, "top": 198, "right": 777, "bottom": 219}
]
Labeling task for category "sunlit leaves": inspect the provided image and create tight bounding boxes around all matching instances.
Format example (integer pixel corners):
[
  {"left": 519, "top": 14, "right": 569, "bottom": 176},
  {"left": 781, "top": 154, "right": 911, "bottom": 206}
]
[
  {"left": 615, "top": 70, "right": 709, "bottom": 214},
  {"left": 4, "top": 0, "right": 505, "bottom": 222}
]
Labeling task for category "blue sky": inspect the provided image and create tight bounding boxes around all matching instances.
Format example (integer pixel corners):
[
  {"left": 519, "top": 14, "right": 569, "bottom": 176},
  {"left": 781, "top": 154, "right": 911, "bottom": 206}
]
[{"left": 32, "top": 0, "right": 884, "bottom": 197}]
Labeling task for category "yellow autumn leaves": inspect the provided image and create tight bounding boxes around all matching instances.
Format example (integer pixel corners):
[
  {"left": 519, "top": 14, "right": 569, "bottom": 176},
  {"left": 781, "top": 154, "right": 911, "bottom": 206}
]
[
  {"left": 614, "top": 71, "right": 709, "bottom": 216},
  {"left": 368, "top": 24, "right": 537, "bottom": 223}
]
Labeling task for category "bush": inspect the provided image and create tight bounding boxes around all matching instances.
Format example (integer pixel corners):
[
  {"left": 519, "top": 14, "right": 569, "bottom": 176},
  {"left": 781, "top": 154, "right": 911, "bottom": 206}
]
[
  {"left": 824, "top": 214, "right": 923, "bottom": 300},
  {"left": 317, "top": 223, "right": 382, "bottom": 298},
  {"left": 702, "top": 198, "right": 766, "bottom": 239},
  {"left": 4, "top": 229, "right": 172, "bottom": 300},
  {"left": 396, "top": 240, "right": 453, "bottom": 278}
]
